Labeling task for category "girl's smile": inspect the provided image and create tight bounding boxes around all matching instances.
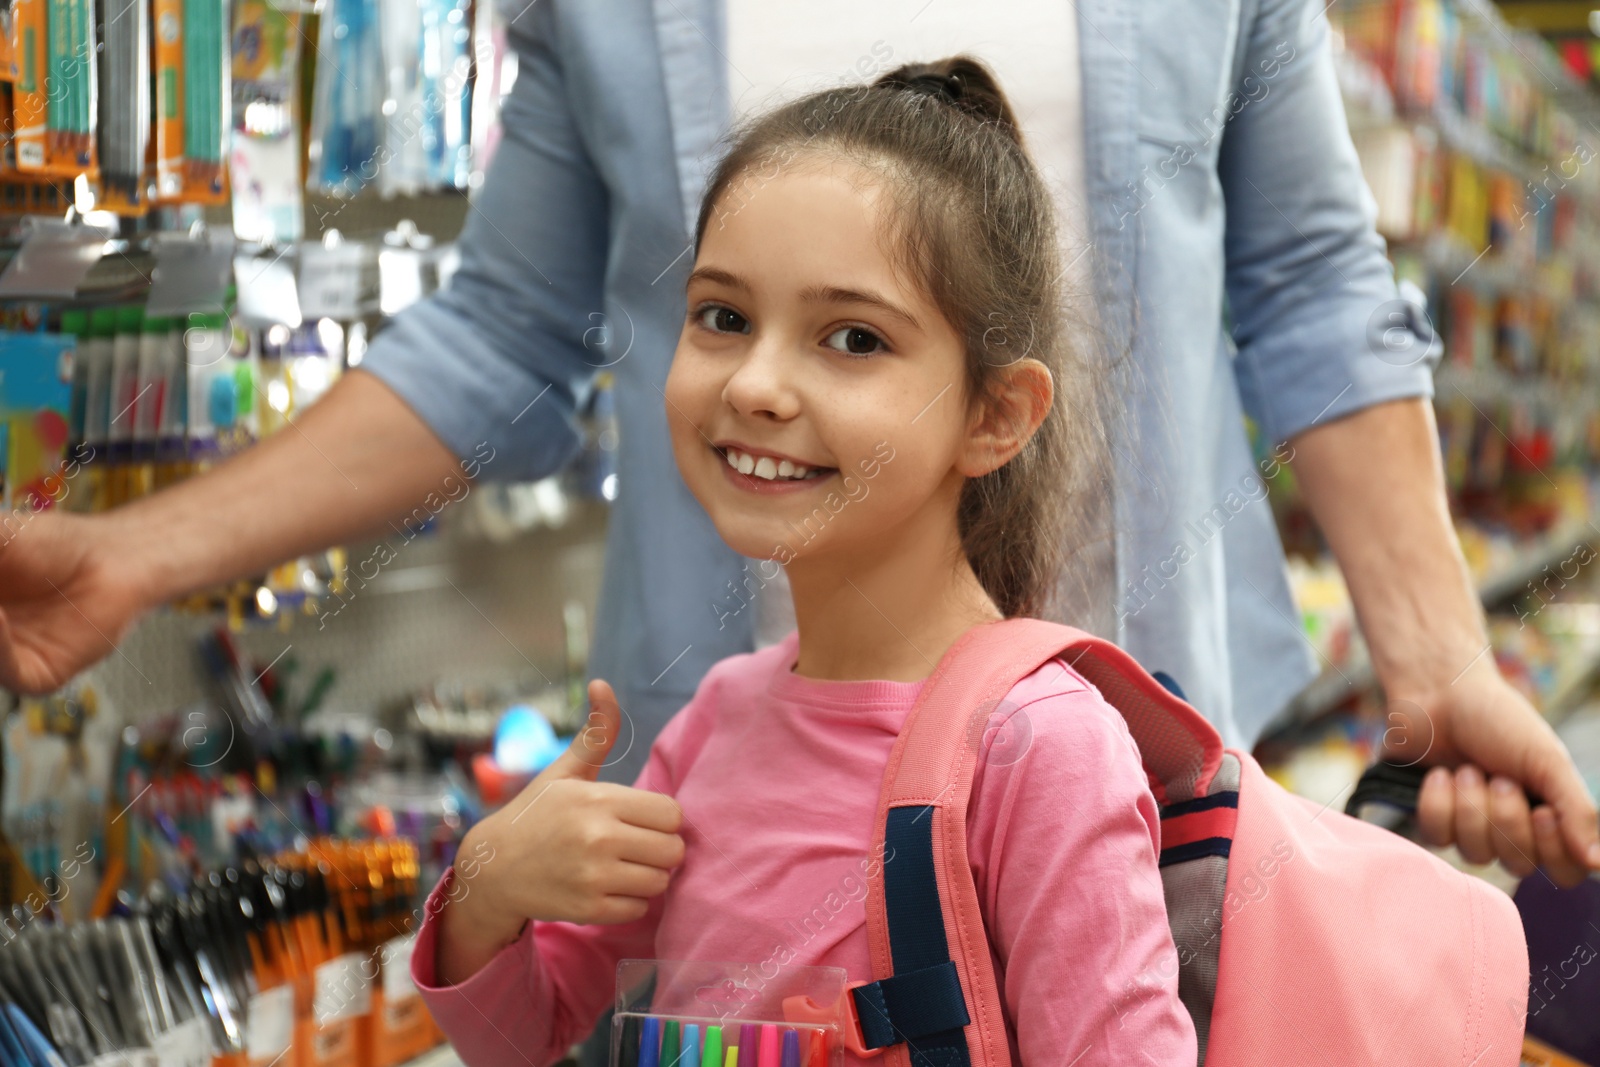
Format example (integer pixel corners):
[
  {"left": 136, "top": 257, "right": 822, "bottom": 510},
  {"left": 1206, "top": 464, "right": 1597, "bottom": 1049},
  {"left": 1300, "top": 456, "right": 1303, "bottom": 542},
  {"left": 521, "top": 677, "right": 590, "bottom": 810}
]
[{"left": 713, "top": 441, "right": 838, "bottom": 494}]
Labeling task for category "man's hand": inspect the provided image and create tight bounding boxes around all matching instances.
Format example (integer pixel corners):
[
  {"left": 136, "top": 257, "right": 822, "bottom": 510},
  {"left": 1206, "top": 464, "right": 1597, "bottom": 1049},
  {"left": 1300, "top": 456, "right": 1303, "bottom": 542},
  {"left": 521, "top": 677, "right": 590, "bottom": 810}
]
[
  {"left": 0, "top": 509, "right": 152, "bottom": 692},
  {"left": 1291, "top": 396, "right": 1599, "bottom": 885},
  {"left": 1384, "top": 654, "right": 1600, "bottom": 886},
  {"left": 0, "top": 372, "right": 465, "bottom": 693}
]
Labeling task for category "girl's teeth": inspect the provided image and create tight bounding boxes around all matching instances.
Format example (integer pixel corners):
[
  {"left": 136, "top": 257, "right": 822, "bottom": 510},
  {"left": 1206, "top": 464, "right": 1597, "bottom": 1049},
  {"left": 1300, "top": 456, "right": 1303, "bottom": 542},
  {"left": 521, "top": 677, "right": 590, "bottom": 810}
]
[{"left": 722, "top": 447, "right": 821, "bottom": 480}]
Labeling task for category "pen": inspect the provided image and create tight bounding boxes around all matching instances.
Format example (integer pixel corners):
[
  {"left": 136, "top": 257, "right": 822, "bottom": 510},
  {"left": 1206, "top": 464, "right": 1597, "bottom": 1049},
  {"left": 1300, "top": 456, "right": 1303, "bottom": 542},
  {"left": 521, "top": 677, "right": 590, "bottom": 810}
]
[
  {"left": 806, "top": 1028, "right": 828, "bottom": 1067},
  {"left": 661, "top": 1018, "right": 681, "bottom": 1067},
  {"left": 724, "top": 1048, "right": 738, "bottom": 1067},
  {"left": 701, "top": 1024, "right": 722, "bottom": 1067},
  {"left": 639, "top": 1016, "right": 662, "bottom": 1067},
  {"left": 780, "top": 1030, "right": 799, "bottom": 1067},
  {"left": 738, "top": 1024, "right": 759, "bottom": 1065},
  {"left": 682, "top": 1024, "right": 700, "bottom": 1067},
  {"left": 758, "top": 1025, "right": 778, "bottom": 1067},
  {"left": 618, "top": 1014, "right": 642, "bottom": 1067}
]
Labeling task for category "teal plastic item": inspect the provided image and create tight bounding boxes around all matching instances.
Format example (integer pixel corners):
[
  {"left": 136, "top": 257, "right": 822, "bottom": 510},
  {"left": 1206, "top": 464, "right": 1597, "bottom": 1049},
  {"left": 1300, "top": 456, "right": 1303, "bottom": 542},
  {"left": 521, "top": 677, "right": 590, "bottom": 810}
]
[{"left": 208, "top": 371, "right": 237, "bottom": 429}]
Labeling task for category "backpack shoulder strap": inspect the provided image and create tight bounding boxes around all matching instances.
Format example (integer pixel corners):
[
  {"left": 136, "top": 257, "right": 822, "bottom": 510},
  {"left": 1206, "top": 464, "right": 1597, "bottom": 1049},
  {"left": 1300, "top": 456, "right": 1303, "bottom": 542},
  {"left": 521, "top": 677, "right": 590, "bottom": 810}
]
[{"left": 848, "top": 618, "right": 1223, "bottom": 1067}]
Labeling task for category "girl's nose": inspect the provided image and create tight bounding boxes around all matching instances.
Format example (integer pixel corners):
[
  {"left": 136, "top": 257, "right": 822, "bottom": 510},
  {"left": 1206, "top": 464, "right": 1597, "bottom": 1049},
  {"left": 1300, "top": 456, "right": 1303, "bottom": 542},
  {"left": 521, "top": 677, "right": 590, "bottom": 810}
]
[{"left": 722, "top": 338, "right": 801, "bottom": 421}]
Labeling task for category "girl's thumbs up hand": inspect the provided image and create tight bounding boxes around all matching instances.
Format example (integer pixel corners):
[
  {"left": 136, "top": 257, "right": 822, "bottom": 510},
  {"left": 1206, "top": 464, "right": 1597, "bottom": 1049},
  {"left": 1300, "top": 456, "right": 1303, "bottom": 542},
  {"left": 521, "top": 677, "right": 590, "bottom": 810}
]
[
  {"left": 435, "top": 680, "right": 685, "bottom": 986},
  {"left": 546, "top": 678, "right": 630, "bottom": 781}
]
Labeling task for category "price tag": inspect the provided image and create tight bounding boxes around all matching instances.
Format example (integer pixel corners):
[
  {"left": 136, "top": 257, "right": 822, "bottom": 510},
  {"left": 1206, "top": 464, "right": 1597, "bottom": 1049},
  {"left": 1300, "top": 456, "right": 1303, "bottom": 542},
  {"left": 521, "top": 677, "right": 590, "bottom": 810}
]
[
  {"left": 314, "top": 952, "right": 372, "bottom": 1025},
  {"left": 154, "top": 1016, "right": 212, "bottom": 1067},
  {"left": 297, "top": 242, "right": 377, "bottom": 321},
  {"left": 381, "top": 935, "right": 418, "bottom": 1002},
  {"left": 247, "top": 986, "right": 295, "bottom": 1061}
]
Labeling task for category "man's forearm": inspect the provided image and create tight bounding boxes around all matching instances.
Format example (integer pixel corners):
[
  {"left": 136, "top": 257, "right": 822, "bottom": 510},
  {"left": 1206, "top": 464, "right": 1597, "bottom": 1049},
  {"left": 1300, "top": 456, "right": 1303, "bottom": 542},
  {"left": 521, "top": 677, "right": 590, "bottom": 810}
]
[
  {"left": 105, "top": 369, "right": 462, "bottom": 608},
  {"left": 1288, "top": 396, "right": 1488, "bottom": 697}
]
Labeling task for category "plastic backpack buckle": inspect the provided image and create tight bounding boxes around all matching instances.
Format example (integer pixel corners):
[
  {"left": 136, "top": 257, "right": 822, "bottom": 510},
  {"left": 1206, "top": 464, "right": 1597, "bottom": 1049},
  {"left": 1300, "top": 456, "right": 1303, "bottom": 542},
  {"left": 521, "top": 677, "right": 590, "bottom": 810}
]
[{"left": 781, "top": 979, "right": 886, "bottom": 1058}]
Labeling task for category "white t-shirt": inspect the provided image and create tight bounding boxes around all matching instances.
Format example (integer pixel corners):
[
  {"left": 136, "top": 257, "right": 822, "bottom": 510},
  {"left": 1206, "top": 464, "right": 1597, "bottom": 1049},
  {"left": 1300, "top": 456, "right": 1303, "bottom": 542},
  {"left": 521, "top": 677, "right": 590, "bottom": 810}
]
[{"left": 724, "top": 1, "right": 1088, "bottom": 646}]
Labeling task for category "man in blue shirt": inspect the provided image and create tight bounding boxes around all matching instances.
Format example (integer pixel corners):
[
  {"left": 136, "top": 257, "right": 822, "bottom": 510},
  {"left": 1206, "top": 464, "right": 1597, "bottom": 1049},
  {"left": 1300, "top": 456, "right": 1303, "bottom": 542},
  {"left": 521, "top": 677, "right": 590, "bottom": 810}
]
[{"left": 0, "top": 0, "right": 1593, "bottom": 885}]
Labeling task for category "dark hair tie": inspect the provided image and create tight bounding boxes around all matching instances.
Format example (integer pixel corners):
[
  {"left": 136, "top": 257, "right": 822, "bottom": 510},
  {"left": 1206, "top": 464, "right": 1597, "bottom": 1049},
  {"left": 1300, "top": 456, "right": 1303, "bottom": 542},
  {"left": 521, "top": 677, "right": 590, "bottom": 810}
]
[{"left": 904, "top": 72, "right": 963, "bottom": 104}]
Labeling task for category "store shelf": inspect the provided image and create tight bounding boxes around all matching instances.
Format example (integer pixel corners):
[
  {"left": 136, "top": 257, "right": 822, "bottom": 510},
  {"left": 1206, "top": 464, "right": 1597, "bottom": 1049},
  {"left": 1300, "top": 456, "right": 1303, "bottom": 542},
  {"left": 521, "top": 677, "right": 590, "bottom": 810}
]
[
  {"left": 1266, "top": 515, "right": 1600, "bottom": 734},
  {"left": 1546, "top": 649, "right": 1600, "bottom": 727},
  {"left": 1477, "top": 517, "right": 1599, "bottom": 606},
  {"left": 398, "top": 1046, "right": 464, "bottom": 1067},
  {"left": 395, "top": 1037, "right": 583, "bottom": 1067}
]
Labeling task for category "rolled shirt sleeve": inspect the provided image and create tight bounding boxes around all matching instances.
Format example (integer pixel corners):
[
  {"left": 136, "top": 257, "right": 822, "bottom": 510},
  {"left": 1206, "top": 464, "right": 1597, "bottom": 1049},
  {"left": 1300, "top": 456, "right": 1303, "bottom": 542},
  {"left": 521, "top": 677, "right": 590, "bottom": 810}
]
[
  {"left": 360, "top": 0, "right": 610, "bottom": 482},
  {"left": 1220, "top": 0, "right": 1441, "bottom": 447}
]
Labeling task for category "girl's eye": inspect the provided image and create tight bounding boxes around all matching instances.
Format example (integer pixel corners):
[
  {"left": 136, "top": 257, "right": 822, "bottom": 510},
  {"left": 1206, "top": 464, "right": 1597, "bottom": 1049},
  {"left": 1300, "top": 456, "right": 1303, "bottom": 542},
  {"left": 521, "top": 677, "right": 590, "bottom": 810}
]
[
  {"left": 697, "top": 305, "right": 751, "bottom": 335},
  {"left": 823, "top": 326, "right": 886, "bottom": 357}
]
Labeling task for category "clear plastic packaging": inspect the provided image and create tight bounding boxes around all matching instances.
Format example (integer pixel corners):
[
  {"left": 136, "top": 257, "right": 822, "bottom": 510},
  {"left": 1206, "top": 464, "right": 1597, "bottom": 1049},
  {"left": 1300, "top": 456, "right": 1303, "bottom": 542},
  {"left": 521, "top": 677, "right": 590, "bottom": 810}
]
[{"left": 612, "top": 960, "right": 849, "bottom": 1067}]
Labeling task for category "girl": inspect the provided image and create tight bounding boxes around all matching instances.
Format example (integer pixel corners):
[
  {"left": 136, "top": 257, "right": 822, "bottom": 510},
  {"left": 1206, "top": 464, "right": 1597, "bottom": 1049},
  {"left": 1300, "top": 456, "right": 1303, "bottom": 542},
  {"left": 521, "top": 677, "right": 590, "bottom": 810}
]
[{"left": 413, "top": 58, "right": 1197, "bottom": 1066}]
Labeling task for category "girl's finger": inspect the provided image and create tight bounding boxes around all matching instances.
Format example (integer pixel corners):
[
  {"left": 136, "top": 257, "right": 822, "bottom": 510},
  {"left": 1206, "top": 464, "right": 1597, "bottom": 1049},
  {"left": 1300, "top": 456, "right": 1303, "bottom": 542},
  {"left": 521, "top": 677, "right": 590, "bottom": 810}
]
[
  {"left": 1415, "top": 765, "right": 1455, "bottom": 847},
  {"left": 1533, "top": 806, "right": 1588, "bottom": 888},
  {"left": 613, "top": 822, "right": 686, "bottom": 870},
  {"left": 605, "top": 859, "right": 675, "bottom": 900},
  {"left": 590, "top": 895, "right": 652, "bottom": 925},
  {"left": 605, "top": 783, "right": 685, "bottom": 833},
  {"left": 1486, "top": 776, "right": 1536, "bottom": 878},
  {"left": 1452, "top": 765, "right": 1493, "bottom": 865}
]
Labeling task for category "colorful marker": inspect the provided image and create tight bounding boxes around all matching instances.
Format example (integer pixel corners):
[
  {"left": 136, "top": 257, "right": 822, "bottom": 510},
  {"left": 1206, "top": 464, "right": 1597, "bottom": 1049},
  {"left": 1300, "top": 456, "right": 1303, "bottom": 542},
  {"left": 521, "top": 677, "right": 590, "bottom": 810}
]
[
  {"left": 662, "top": 1019, "right": 682, "bottom": 1067},
  {"left": 682, "top": 1024, "right": 701, "bottom": 1067},
  {"left": 738, "top": 1024, "right": 760, "bottom": 1064},
  {"left": 780, "top": 1029, "right": 800, "bottom": 1067},
  {"left": 640, "top": 1017, "right": 663, "bottom": 1067},
  {"left": 618, "top": 1014, "right": 643, "bottom": 1067},
  {"left": 758, "top": 1024, "right": 778, "bottom": 1067},
  {"left": 724, "top": 1048, "right": 739, "bottom": 1067},
  {"left": 702, "top": 1024, "right": 724, "bottom": 1067},
  {"left": 806, "top": 1027, "right": 828, "bottom": 1067}
]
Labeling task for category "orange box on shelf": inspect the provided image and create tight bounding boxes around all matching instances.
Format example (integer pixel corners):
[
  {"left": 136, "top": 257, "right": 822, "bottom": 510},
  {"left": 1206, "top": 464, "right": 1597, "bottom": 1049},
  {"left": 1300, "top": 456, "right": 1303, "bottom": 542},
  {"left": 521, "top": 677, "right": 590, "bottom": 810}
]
[
  {"left": 295, "top": 1014, "right": 367, "bottom": 1067},
  {"left": 369, "top": 934, "right": 437, "bottom": 1067},
  {"left": 246, "top": 983, "right": 298, "bottom": 1067},
  {"left": 369, "top": 987, "right": 436, "bottom": 1067},
  {"left": 295, "top": 951, "right": 376, "bottom": 1067}
]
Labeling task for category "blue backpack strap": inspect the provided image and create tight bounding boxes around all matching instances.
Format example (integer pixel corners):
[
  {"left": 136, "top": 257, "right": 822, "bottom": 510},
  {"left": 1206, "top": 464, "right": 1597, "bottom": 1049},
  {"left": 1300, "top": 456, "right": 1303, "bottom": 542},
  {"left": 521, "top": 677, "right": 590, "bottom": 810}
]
[
  {"left": 859, "top": 620, "right": 1110, "bottom": 1067},
  {"left": 1151, "top": 670, "right": 1186, "bottom": 701},
  {"left": 849, "top": 806, "right": 973, "bottom": 1065}
]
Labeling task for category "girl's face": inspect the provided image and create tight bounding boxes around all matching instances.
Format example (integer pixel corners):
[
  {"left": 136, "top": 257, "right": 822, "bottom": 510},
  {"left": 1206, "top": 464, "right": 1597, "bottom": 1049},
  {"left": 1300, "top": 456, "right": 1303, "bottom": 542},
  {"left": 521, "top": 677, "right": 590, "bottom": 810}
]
[{"left": 664, "top": 160, "right": 981, "bottom": 566}]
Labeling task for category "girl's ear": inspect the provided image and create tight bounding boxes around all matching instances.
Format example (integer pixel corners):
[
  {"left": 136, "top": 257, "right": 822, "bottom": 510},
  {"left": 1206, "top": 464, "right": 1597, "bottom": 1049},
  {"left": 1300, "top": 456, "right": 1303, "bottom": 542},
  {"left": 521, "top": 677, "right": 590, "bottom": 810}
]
[{"left": 957, "top": 358, "right": 1054, "bottom": 478}]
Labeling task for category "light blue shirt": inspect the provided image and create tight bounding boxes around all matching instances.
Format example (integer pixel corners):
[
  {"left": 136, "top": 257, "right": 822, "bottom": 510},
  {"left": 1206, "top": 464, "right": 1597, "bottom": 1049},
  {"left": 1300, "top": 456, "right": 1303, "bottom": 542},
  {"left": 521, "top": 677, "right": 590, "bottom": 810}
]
[{"left": 362, "top": 0, "right": 1439, "bottom": 784}]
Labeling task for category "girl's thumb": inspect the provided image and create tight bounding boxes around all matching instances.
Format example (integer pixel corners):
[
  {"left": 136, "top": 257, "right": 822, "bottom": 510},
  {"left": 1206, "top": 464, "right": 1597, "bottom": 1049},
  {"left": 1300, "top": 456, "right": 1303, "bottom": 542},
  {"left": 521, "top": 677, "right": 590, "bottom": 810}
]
[{"left": 549, "top": 680, "right": 625, "bottom": 781}]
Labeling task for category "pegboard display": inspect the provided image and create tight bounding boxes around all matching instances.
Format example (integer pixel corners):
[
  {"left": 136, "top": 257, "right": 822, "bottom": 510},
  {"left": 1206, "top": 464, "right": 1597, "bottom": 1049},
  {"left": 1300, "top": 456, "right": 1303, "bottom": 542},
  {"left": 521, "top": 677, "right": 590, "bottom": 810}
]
[
  {"left": 203, "top": 190, "right": 472, "bottom": 245},
  {"left": 82, "top": 500, "right": 608, "bottom": 732}
]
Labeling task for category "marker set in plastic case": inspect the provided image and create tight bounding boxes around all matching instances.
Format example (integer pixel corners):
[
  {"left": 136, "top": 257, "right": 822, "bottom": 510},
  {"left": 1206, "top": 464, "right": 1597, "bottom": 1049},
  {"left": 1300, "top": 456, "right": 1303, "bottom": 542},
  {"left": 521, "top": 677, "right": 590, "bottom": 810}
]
[{"left": 610, "top": 961, "right": 847, "bottom": 1067}]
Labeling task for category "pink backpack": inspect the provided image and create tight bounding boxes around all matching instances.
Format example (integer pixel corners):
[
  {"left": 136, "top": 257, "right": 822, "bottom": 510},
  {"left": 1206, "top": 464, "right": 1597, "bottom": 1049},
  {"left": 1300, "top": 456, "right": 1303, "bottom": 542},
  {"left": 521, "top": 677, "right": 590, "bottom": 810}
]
[{"left": 829, "top": 618, "right": 1529, "bottom": 1065}]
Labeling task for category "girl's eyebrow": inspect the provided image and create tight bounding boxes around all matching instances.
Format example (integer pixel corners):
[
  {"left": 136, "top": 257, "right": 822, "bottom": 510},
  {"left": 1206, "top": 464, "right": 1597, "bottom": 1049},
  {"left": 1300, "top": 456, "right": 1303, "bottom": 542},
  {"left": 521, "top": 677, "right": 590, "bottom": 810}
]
[
  {"left": 687, "top": 266, "right": 921, "bottom": 330},
  {"left": 799, "top": 284, "right": 921, "bottom": 330},
  {"left": 686, "top": 266, "right": 748, "bottom": 291}
]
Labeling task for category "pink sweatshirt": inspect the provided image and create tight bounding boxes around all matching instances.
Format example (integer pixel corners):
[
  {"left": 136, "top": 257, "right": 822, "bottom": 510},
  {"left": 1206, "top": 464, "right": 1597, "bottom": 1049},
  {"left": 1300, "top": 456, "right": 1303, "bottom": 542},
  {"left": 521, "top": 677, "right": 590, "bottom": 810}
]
[{"left": 411, "top": 629, "right": 1197, "bottom": 1066}]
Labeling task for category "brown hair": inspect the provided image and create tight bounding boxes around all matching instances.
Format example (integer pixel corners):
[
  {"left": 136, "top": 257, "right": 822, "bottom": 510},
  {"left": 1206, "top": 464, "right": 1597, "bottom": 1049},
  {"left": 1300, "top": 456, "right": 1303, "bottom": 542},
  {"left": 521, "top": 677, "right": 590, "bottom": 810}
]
[{"left": 694, "top": 56, "right": 1115, "bottom": 620}]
